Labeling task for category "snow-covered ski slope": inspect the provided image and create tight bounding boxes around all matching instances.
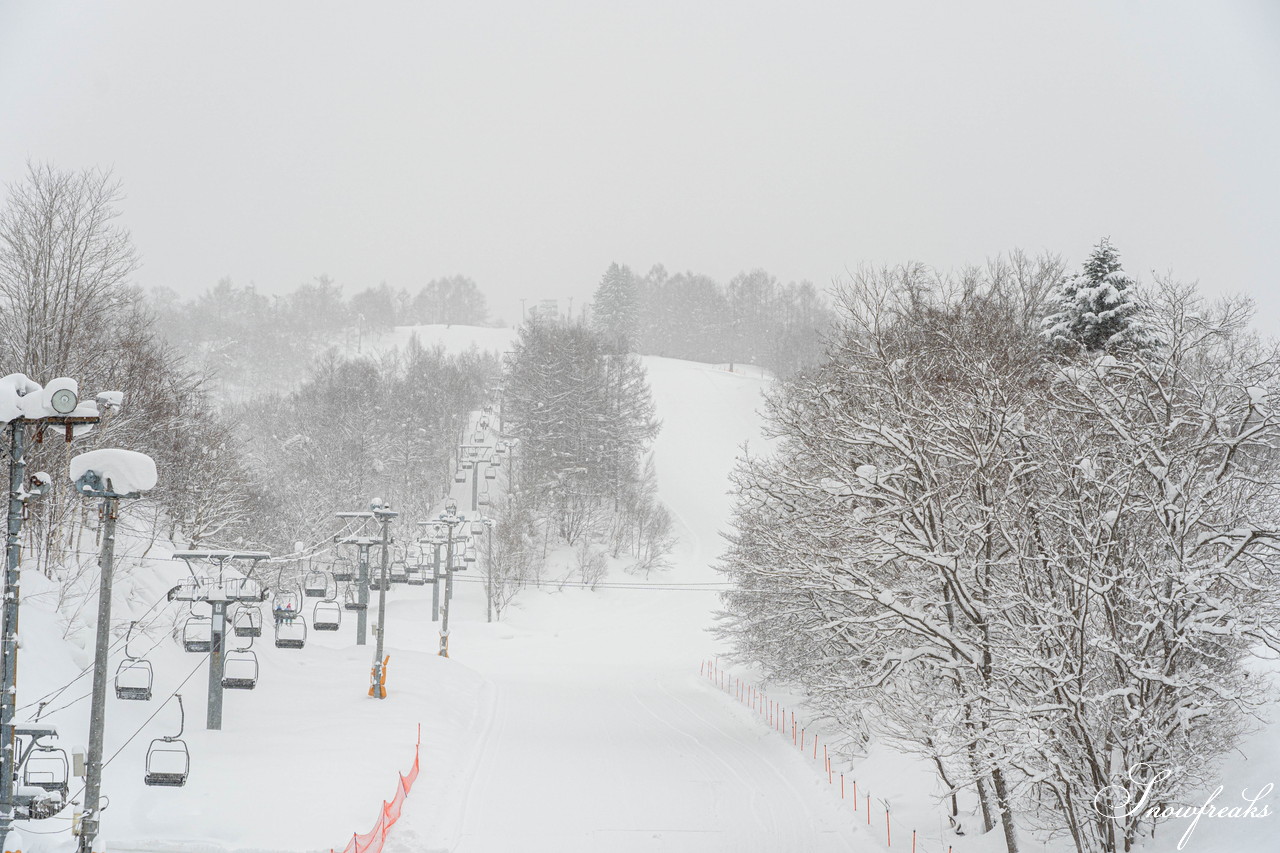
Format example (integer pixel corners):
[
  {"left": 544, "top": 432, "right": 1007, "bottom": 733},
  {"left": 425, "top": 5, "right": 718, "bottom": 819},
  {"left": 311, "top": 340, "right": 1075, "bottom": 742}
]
[
  {"left": 389, "top": 353, "right": 861, "bottom": 852},
  {"left": 22, "top": 324, "right": 1277, "bottom": 852},
  {"left": 17, "top": 326, "right": 860, "bottom": 852}
]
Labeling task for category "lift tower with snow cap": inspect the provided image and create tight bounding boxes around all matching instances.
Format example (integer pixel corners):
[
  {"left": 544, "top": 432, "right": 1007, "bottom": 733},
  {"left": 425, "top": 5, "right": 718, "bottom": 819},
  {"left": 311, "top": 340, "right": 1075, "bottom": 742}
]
[{"left": 169, "top": 551, "right": 270, "bottom": 731}]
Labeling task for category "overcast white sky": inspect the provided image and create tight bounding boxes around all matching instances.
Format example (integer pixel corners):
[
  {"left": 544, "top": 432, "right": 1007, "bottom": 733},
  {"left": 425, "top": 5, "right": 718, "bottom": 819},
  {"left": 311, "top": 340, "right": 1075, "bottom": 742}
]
[{"left": 2, "top": 1, "right": 1277, "bottom": 327}]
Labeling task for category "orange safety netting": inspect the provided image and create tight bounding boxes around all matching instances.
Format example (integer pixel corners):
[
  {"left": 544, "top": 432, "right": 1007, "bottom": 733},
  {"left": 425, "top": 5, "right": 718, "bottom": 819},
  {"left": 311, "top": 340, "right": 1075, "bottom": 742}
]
[{"left": 332, "top": 725, "right": 423, "bottom": 853}]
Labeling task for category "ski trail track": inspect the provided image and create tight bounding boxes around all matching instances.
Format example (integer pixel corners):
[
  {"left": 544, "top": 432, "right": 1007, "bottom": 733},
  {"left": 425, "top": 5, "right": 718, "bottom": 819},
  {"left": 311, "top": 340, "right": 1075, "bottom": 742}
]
[{"left": 397, "top": 357, "right": 860, "bottom": 851}]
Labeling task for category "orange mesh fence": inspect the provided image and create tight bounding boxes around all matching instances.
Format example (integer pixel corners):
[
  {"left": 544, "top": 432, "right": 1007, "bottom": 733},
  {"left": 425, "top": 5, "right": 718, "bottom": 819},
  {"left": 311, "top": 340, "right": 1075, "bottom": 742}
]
[{"left": 332, "top": 724, "right": 423, "bottom": 853}]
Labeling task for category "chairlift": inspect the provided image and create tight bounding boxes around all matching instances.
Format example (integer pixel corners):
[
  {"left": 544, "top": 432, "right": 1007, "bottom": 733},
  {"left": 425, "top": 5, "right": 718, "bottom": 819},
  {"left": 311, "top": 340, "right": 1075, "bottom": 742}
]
[
  {"left": 232, "top": 605, "right": 263, "bottom": 638},
  {"left": 332, "top": 559, "right": 354, "bottom": 582},
  {"left": 405, "top": 564, "right": 426, "bottom": 586},
  {"left": 478, "top": 491, "right": 490, "bottom": 507},
  {"left": 221, "top": 649, "right": 259, "bottom": 690},
  {"left": 461, "top": 458, "right": 474, "bottom": 470},
  {"left": 313, "top": 599, "right": 341, "bottom": 631},
  {"left": 224, "top": 577, "right": 264, "bottom": 601},
  {"left": 274, "top": 612, "right": 307, "bottom": 649},
  {"left": 368, "top": 571, "right": 390, "bottom": 592},
  {"left": 389, "top": 559, "right": 409, "bottom": 584},
  {"left": 303, "top": 568, "right": 329, "bottom": 598},
  {"left": 275, "top": 587, "right": 302, "bottom": 612},
  {"left": 114, "top": 621, "right": 154, "bottom": 700},
  {"left": 145, "top": 695, "right": 190, "bottom": 787},
  {"left": 169, "top": 577, "right": 202, "bottom": 602},
  {"left": 469, "top": 520, "right": 485, "bottom": 535},
  {"left": 182, "top": 616, "right": 210, "bottom": 653},
  {"left": 454, "top": 470, "right": 466, "bottom": 483},
  {"left": 464, "top": 551, "right": 477, "bottom": 564},
  {"left": 22, "top": 742, "right": 70, "bottom": 798},
  {"left": 485, "top": 466, "right": 497, "bottom": 480},
  {"left": 472, "top": 432, "right": 484, "bottom": 443},
  {"left": 343, "top": 585, "right": 366, "bottom": 611}
]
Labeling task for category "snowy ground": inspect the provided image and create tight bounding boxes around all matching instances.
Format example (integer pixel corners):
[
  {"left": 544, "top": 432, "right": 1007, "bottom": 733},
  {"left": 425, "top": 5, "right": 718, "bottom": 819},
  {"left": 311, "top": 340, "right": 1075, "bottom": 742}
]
[{"left": 13, "top": 325, "right": 1278, "bottom": 853}]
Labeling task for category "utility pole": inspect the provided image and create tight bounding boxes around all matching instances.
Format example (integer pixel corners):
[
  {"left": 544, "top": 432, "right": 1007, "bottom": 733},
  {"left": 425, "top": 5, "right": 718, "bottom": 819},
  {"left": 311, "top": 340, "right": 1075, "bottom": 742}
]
[
  {"left": 478, "top": 517, "right": 496, "bottom": 623},
  {"left": 79, "top": 494, "right": 118, "bottom": 853},
  {"left": 1, "top": 385, "right": 101, "bottom": 852},
  {"left": 431, "top": 539, "right": 442, "bottom": 621},
  {"left": 73, "top": 451, "right": 155, "bottom": 853},
  {"left": 369, "top": 502, "right": 397, "bottom": 699}
]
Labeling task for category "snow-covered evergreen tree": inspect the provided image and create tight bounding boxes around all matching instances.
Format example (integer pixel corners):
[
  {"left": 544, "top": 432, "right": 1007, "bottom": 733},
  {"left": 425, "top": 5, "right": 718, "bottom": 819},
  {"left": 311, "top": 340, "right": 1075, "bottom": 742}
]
[
  {"left": 1042, "top": 239, "right": 1156, "bottom": 352},
  {"left": 590, "top": 262, "right": 639, "bottom": 346}
]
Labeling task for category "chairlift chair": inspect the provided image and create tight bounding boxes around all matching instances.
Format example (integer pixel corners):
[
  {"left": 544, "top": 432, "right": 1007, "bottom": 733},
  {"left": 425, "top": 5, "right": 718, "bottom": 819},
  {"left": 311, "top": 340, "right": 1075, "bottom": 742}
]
[
  {"left": 473, "top": 432, "right": 484, "bottom": 443},
  {"left": 368, "top": 572, "right": 390, "bottom": 592},
  {"left": 389, "top": 559, "right": 409, "bottom": 584},
  {"left": 478, "top": 491, "right": 490, "bottom": 507},
  {"left": 313, "top": 599, "right": 341, "bottom": 631},
  {"left": 454, "top": 470, "right": 466, "bottom": 483},
  {"left": 343, "top": 586, "right": 367, "bottom": 611},
  {"left": 145, "top": 695, "right": 190, "bottom": 787},
  {"left": 274, "top": 613, "right": 307, "bottom": 649},
  {"left": 406, "top": 564, "right": 425, "bottom": 586},
  {"left": 485, "top": 466, "right": 497, "bottom": 480},
  {"left": 332, "top": 559, "right": 354, "bottom": 582},
  {"left": 169, "top": 577, "right": 202, "bottom": 602},
  {"left": 115, "top": 658, "right": 154, "bottom": 701},
  {"left": 461, "top": 458, "right": 474, "bottom": 470},
  {"left": 224, "top": 577, "right": 264, "bottom": 601},
  {"left": 275, "top": 587, "right": 302, "bottom": 612},
  {"left": 182, "top": 616, "right": 211, "bottom": 653},
  {"left": 303, "top": 569, "right": 329, "bottom": 598},
  {"left": 221, "top": 649, "right": 259, "bottom": 690},
  {"left": 232, "top": 605, "right": 263, "bottom": 638},
  {"left": 114, "top": 621, "right": 154, "bottom": 700},
  {"left": 23, "top": 743, "right": 70, "bottom": 798}
]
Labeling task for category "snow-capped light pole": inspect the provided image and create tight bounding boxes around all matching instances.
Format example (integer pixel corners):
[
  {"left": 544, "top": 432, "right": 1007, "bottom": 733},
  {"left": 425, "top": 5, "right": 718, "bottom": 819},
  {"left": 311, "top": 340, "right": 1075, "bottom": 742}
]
[
  {"left": 369, "top": 500, "right": 397, "bottom": 699},
  {"left": 0, "top": 376, "right": 104, "bottom": 853},
  {"left": 474, "top": 516, "right": 496, "bottom": 623},
  {"left": 436, "top": 499, "right": 464, "bottom": 657},
  {"left": 70, "top": 449, "right": 157, "bottom": 853}
]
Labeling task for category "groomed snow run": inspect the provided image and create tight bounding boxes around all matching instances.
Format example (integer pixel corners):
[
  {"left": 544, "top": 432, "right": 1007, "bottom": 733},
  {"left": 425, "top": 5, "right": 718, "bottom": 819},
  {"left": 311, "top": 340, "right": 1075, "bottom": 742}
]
[{"left": 15, "top": 329, "right": 863, "bottom": 852}]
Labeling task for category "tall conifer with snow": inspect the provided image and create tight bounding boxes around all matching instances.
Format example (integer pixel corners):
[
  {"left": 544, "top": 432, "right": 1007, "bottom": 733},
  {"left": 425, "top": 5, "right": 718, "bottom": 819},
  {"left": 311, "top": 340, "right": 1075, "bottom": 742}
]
[
  {"left": 589, "top": 262, "right": 639, "bottom": 346},
  {"left": 1042, "top": 238, "right": 1156, "bottom": 352}
]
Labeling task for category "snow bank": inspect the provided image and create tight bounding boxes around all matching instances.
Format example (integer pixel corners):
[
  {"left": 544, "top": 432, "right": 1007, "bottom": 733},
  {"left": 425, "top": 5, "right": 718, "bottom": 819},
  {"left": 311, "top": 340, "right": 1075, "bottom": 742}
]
[{"left": 69, "top": 449, "right": 158, "bottom": 494}]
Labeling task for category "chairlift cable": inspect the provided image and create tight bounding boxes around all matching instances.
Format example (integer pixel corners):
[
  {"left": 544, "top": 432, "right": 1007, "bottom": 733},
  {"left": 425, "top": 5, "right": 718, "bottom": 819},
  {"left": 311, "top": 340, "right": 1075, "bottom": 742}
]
[
  {"left": 16, "top": 586, "right": 173, "bottom": 716},
  {"left": 63, "top": 652, "right": 208, "bottom": 807}
]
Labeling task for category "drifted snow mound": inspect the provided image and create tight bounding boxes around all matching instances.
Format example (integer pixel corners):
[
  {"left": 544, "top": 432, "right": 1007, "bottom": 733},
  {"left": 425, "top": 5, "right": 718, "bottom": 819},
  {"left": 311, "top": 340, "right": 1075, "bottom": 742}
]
[{"left": 69, "top": 448, "right": 158, "bottom": 494}]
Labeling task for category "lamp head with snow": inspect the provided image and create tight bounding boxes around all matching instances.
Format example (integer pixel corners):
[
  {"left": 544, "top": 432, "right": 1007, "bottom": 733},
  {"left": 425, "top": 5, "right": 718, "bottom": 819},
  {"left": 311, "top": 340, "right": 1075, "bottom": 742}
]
[
  {"left": 49, "top": 387, "right": 77, "bottom": 415},
  {"left": 69, "top": 449, "right": 157, "bottom": 499}
]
